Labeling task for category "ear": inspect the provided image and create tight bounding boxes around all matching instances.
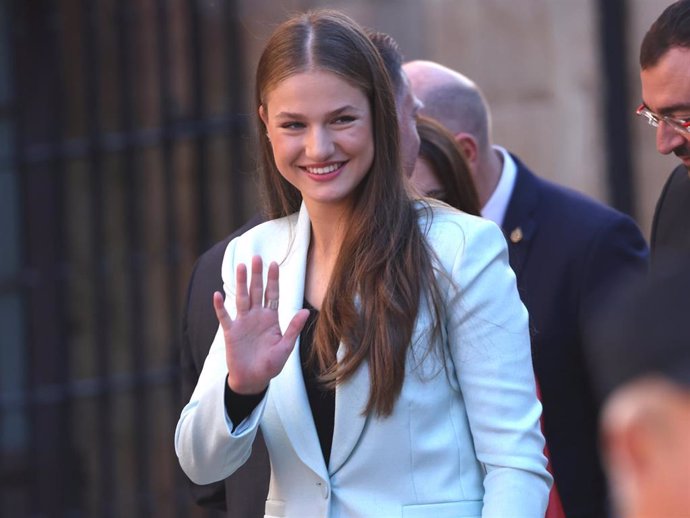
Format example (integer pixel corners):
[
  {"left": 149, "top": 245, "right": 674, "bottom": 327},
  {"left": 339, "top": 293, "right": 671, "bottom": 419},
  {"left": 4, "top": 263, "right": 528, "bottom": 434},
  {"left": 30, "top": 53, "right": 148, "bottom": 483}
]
[
  {"left": 455, "top": 133, "right": 479, "bottom": 166},
  {"left": 601, "top": 421, "right": 639, "bottom": 516},
  {"left": 259, "top": 104, "right": 268, "bottom": 128},
  {"left": 601, "top": 409, "right": 659, "bottom": 515}
]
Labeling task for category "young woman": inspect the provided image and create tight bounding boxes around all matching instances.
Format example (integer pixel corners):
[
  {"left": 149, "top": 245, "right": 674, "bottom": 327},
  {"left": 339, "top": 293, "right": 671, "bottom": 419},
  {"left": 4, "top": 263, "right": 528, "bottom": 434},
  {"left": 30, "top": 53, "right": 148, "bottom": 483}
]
[{"left": 176, "top": 10, "right": 551, "bottom": 518}]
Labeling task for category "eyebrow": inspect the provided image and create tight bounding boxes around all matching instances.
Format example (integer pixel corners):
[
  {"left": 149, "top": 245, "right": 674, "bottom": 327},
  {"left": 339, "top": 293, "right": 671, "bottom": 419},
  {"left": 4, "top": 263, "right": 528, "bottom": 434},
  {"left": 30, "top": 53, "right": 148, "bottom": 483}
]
[
  {"left": 644, "top": 101, "right": 690, "bottom": 117},
  {"left": 273, "top": 105, "right": 361, "bottom": 120}
]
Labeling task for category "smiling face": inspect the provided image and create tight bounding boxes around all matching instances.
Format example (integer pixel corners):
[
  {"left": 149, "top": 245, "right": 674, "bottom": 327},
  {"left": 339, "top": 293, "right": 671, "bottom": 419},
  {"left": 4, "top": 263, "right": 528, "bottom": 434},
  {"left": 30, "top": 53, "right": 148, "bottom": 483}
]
[
  {"left": 641, "top": 47, "right": 690, "bottom": 171},
  {"left": 260, "top": 70, "right": 375, "bottom": 213}
]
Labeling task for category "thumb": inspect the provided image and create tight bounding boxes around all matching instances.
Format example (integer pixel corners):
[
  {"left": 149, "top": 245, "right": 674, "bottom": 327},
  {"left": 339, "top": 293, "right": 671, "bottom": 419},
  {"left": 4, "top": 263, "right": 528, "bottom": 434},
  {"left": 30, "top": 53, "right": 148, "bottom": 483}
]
[{"left": 283, "top": 309, "right": 310, "bottom": 344}]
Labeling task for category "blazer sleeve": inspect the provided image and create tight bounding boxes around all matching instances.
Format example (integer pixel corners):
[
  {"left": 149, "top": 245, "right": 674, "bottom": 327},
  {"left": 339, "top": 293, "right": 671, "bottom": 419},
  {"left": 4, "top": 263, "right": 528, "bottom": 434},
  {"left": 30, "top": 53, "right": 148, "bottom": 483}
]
[
  {"left": 179, "top": 250, "right": 230, "bottom": 509},
  {"left": 175, "top": 235, "right": 268, "bottom": 485},
  {"left": 442, "top": 217, "right": 552, "bottom": 518}
]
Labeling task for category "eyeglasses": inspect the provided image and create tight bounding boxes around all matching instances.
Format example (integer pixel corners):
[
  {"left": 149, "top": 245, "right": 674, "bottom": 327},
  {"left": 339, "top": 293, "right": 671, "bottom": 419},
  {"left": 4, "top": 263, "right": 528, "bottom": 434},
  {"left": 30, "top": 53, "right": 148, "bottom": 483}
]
[{"left": 636, "top": 104, "right": 690, "bottom": 135}]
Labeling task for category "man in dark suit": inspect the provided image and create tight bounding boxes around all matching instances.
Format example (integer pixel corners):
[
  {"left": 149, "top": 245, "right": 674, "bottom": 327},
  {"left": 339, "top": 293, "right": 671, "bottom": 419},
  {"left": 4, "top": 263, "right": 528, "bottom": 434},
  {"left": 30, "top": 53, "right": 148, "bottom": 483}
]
[
  {"left": 404, "top": 60, "right": 649, "bottom": 518},
  {"left": 180, "top": 31, "right": 422, "bottom": 517},
  {"left": 637, "top": 0, "right": 690, "bottom": 260}
]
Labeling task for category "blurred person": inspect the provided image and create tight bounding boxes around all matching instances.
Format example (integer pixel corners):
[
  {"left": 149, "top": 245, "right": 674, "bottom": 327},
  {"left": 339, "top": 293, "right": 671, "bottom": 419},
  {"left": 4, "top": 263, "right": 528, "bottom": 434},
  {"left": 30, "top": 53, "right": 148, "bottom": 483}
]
[
  {"left": 404, "top": 60, "right": 649, "bottom": 518},
  {"left": 412, "top": 114, "right": 481, "bottom": 215},
  {"left": 176, "top": 9, "right": 551, "bottom": 518},
  {"left": 585, "top": 259, "right": 690, "bottom": 518},
  {"left": 179, "top": 27, "right": 420, "bottom": 518},
  {"left": 637, "top": 0, "right": 690, "bottom": 260}
]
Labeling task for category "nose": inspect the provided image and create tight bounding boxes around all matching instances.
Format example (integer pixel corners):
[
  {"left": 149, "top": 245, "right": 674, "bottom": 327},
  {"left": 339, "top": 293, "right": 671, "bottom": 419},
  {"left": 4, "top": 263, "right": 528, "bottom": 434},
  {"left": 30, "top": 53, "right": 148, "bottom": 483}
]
[
  {"left": 656, "top": 120, "right": 687, "bottom": 155},
  {"left": 305, "top": 126, "right": 334, "bottom": 161}
]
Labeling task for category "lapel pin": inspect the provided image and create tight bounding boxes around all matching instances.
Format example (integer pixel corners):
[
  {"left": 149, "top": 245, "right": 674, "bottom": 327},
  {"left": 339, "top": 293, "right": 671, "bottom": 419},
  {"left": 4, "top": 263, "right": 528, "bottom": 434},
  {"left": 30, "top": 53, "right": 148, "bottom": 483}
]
[{"left": 510, "top": 227, "right": 523, "bottom": 243}]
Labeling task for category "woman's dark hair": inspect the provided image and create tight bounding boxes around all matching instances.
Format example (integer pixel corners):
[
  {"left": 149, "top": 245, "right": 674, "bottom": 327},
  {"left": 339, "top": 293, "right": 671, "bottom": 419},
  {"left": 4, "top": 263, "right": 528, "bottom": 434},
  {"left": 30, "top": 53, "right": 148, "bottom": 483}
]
[
  {"left": 416, "top": 115, "right": 481, "bottom": 216},
  {"left": 640, "top": 0, "right": 690, "bottom": 69},
  {"left": 255, "top": 10, "right": 443, "bottom": 416}
]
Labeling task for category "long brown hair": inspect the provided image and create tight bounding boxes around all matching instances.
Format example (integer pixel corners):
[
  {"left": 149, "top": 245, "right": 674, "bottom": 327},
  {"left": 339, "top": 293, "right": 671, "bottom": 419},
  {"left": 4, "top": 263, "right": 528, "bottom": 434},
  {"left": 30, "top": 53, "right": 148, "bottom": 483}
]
[
  {"left": 255, "top": 10, "right": 443, "bottom": 416},
  {"left": 416, "top": 115, "right": 481, "bottom": 215}
]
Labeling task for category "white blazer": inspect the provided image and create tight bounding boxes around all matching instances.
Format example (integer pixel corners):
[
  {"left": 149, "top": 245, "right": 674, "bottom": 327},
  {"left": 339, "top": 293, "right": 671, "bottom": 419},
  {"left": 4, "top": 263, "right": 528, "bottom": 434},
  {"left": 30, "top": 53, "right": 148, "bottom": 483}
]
[{"left": 176, "top": 203, "right": 552, "bottom": 518}]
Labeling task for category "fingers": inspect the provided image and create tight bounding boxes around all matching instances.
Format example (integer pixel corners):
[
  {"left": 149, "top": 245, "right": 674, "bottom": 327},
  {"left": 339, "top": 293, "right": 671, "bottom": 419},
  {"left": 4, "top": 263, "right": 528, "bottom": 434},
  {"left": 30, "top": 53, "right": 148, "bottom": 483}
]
[
  {"left": 235, "top": 263, "right": 249, "bottom": 314},
  {"left": 237, "top": 256, "right": 281, "bottom": 313},
  {"left": 248, "top": 255, "right": 264, "bottom": 310},
  {"left": 236, "top": 256, "right": 265, "bottom": 314},
  {"left": 213, "top": 291, "right": 232, "bottom": 332},
  {"left": 264, "top": 261, "right": 280, "bottom": 310}
]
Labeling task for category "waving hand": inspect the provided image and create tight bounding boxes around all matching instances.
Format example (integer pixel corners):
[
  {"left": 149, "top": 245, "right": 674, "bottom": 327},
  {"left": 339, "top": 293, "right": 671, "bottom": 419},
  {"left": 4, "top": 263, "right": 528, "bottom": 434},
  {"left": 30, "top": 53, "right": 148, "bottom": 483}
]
[{"left": 213, "top": 255, "right": 310, "bottom": 394}]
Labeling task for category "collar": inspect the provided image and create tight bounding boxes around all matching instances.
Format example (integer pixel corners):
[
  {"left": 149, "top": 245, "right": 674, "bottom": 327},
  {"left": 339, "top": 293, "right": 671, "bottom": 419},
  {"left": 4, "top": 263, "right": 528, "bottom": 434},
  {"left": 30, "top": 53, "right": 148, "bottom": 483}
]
[{"left": 481, "top": 145, "right": 517, "bottom": 226}]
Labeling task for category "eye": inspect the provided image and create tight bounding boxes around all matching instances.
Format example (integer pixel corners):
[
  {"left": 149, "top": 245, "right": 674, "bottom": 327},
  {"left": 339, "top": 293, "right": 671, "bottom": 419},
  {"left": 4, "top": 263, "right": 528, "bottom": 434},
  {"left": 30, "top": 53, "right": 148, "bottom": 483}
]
[
  {"left": 333, "top": 115, "right": 356, "bottom": 124},
  {"left": 279, "top": 121, "right": 305, "bottom": 130}
]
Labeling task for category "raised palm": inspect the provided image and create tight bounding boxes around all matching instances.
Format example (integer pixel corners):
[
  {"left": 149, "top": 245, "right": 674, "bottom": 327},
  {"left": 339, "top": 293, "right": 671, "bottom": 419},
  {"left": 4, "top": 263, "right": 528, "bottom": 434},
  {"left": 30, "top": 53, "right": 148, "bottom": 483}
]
[{"left": 213, "top": 255, "right": 309, "bottom": 395}]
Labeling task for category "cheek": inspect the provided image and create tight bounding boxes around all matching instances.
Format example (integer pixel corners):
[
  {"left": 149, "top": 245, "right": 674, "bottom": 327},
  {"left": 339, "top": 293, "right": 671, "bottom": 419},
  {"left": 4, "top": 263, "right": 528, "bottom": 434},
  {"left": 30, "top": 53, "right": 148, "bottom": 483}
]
[{"left": 269, "top": 135, "right": 300, "bottom": 165}]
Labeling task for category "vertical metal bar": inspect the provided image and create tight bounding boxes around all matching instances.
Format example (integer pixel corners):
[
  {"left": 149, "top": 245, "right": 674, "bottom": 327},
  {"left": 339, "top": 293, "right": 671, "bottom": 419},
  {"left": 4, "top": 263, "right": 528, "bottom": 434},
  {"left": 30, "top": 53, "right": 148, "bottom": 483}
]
[
  {"left": 224, "top": 0, "right": 249, "bottom": 230},
  {"left": 82, "top": 0, "right": 116, "bottom": 515},
  {"left": 1, "top": 0, "right": 27, "bottom": 513},
  {"left": 598, "top": 0, "right": 636, "bottom": 217},
  {"left": 153, "top": 2, "right": 188, "bottom": 516},
  {"left": 17, "top": 0, "right": 72, "bottom": 515},
  {"left": 115, "top": 2, "right": 151, "bottom": 516},
  {"left": 187, "top": 0, "right": 210, "bottom": 250}
]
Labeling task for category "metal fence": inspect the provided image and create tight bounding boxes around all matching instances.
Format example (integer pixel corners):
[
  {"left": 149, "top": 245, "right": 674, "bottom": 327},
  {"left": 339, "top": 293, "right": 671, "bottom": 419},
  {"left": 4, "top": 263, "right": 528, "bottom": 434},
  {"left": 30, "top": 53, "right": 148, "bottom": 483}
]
[{"left": 0, "top": 1, "right": 252, "bottom": 516}]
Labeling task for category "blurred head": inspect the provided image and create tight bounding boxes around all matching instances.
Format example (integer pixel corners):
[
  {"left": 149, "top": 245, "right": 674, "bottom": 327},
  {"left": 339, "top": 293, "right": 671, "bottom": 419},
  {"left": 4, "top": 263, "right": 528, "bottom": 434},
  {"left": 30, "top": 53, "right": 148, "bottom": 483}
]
[
  {"left": 255, "top": 10, "right": 401, "bottom": 218},
  {"left": 586, "top": 261, "right": 690, "bottom": 518},
  {"left": 403, "top": 60, "right": 500, "bottom": 206},
  {"left": 639, "top": 0, "right": 690, "bottom": 172},
  {"left": 412, "top": 115, "right": 480, "bottom": 215},
  {"left": 368, "top": 31, "right": 421, "bottom": 177}
]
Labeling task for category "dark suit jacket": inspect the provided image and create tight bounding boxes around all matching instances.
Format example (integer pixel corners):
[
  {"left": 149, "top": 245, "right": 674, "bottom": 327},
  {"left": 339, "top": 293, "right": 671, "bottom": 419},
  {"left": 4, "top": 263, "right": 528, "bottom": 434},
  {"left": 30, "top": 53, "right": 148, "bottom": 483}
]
[
  {"left": 650, "top": 164, "right": 690, "bottom": 261},
  {"left": 180, "top": 213, "right": 269, "bottom": 517},
  {"left": 503, "top": 156, "right": 649, "bottom": 518}
]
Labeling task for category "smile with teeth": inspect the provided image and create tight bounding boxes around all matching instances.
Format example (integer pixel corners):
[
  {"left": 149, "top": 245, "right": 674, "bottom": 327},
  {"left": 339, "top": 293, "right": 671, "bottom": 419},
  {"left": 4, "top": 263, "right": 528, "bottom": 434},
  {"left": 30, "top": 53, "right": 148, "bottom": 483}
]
[{"left": 304, "top": 162, "right": 344, "bottom": 175}]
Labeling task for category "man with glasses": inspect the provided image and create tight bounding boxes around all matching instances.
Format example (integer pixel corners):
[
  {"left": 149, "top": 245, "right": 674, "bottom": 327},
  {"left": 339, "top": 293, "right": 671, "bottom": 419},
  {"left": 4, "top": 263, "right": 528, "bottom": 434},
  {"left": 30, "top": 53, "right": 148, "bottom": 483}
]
[{"left": 638, "top": 0, "right": 690, "bottom": 259}]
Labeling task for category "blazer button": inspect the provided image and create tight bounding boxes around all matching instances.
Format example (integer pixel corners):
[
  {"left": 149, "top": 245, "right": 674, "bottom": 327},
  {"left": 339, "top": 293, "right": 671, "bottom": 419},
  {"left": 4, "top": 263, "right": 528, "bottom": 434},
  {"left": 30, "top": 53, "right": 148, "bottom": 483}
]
[{"left": 316, "top": 481, "right": 329, "bottom": 499}]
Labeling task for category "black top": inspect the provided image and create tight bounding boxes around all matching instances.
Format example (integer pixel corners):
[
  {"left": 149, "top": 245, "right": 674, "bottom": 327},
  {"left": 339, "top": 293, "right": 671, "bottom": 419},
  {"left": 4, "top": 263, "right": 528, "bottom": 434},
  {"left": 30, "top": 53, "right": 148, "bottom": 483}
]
[{"left": 225, "top": 300, "right": 335, "bottom": 466}]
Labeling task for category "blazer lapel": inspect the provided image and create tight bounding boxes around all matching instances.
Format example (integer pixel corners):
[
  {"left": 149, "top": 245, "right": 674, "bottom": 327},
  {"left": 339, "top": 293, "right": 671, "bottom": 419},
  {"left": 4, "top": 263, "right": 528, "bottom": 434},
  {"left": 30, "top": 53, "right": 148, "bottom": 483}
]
[
  {"left": 502, "top": 157, "right": 539, "bottom": 279},
  {"left": 329, "top": 344, "right": 371, "bottom": 475},
  {"left": 270, "top": 205, "right": 329, "bottom": 480}
]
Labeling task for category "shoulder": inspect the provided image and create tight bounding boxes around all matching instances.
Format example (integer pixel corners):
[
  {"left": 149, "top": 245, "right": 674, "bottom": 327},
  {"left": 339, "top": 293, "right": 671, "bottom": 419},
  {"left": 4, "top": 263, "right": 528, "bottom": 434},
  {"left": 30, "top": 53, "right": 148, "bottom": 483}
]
[
  {"left": 221, "top": 212, "right": 301, "bottom": 267},
  {"left": 417, "top": 202, "right": 507, "bottom": 266},
  {"left": 657, "top": 165, "right": 690, "bottom": 206},
  {"left": 520, "top": 167, "right": 643, "bottom": 237},
  {"left": 193, "top": 213, "right": 266, "bottom": 274}
]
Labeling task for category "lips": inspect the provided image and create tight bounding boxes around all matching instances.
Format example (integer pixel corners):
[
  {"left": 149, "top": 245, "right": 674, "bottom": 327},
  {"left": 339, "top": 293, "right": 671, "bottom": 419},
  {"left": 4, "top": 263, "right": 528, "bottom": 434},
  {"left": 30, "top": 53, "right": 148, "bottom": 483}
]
[{"left": 304, "top": 162, "right": 344, "bottom": 175}]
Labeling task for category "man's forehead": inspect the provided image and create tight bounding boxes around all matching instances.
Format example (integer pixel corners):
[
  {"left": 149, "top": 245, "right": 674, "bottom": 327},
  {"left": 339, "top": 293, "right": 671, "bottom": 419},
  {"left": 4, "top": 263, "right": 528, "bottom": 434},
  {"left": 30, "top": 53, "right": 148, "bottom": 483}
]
[{"left": 641, "top": 47, "right": 690, "bottom": 113}]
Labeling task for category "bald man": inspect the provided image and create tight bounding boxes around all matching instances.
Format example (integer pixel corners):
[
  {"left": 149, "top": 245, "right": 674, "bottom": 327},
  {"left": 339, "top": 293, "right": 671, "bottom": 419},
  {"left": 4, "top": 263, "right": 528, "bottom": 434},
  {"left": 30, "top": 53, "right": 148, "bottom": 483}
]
[{"left": 404, "top": 60, "right": 649, "bottom": 518}]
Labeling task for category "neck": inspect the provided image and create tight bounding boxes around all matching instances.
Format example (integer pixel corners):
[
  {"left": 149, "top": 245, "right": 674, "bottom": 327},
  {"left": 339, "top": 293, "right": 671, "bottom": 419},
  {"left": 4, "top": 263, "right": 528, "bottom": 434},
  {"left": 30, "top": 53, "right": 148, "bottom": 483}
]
[
  {"left": 303, "top": 200, "right": 350, "bottom": 308},
  {"left": 305, "top": 200, "right": 349, "bottom": 255},
  {"left": 476, "top": 147, "right": 504, "bottom": 208}
]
